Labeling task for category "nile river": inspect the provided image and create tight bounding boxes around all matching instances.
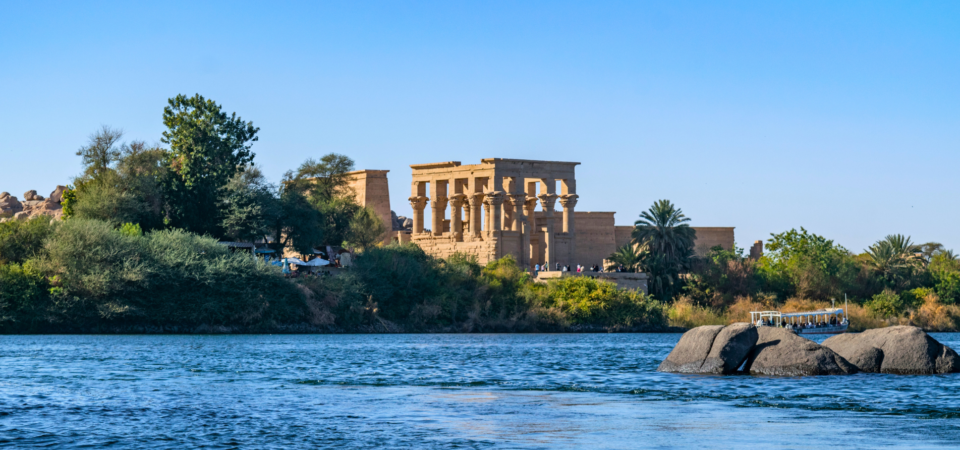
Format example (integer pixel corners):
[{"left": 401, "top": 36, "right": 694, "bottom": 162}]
[{"left": 2, "top": 333, "right": 959, "bottom": 448}]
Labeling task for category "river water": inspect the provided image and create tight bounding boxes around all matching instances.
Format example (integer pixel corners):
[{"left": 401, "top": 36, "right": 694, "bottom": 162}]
[{"left": 2, "top": 333, "right": 960, "bottom": 449}]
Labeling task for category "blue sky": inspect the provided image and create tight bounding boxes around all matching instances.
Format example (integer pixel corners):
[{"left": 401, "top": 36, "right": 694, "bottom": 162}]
[{"left": 2, "top": 1, "right": 957, "bottom": 252}]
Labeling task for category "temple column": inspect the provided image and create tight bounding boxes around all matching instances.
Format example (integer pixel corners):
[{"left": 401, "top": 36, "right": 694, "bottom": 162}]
[
  {"left": 449, "top": 194, "right": 466, "bottom": 241},
  {"left": 538, "top": 193, "right": 558, "bottom": 269},
  {"left": 508, "top": 193, "right": 527, "bottom": 267},
  {"left": 508, "top": 194, "right": 524, "bottom": 232},
  {"left": 559, "top": 194, "right": 578, "bottom": 269},
  {"left": 431, "top": 195, "right": 448, "bottom": 236},
  {"left": 486, "top": 191, "right": 504, "bottom": 233},
  {"left": 525, "top": 197, "right": 538, "bottom": 266},
  {"left": 469, "top": 193, "right": 483, "bottom": 239},
  {"left": 559, "top": 194, "right": 578, "bottom": 234},
  {"left": 408, "top": 196, "right": 427, "bottom": 234}
]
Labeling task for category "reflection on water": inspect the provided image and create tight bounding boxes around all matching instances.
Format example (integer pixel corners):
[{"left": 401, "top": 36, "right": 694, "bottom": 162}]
[{"left": 1, "top": 333, "right": 959, "bottom": 448}]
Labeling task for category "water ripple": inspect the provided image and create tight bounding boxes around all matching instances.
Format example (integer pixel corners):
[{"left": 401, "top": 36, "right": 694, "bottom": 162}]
[{"left": 1, "top": 333, "right": 959, "bottom": 448}]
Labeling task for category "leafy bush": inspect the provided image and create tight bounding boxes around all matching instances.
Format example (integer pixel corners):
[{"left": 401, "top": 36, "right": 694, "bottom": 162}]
[
  {"left": 324, "top": 244, "right": 483, "bottom": 327},
  {"left": 17, "top": 218, "right": 306, "bottom": 330},
  {"left": 0, "top": 263, "right": 48, "bottom": 324},
  {"left": 0, "top": 216, "right": 57, "bottom": 264},
  {"left": 865, "top": 289, "right": 904, "bottom": 317},
  {"left": 536, "top": 276, "right": 665, "bottom": 328}
]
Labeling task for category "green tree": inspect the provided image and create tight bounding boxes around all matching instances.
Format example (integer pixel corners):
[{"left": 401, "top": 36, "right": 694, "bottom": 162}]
[
  {"left": 70, "top": 127, "right": 168, "bottom": 230},
  {"left": 631, "top": 199, "right": 696, "bottom": 300},
  {"left": 220, "top": 166, "right": 280, "bottom": 243},
  {"left": 75, "top": 125, "right": 123, "bottom": 185},
  {"left": 865, "top": 289, "right": 904, "bottom": 317},
  {"left": 279, "top": 155, "right": 363, "bottom": 250},
  {"left": 684, "top": 245, "right": 758, "bottom": 308},
  {"left": 345, "top": 206, "right": 387, "bottom": 251},
  {"left": 288, "top": 154, "right": 356, "bottom": 204},
  {"left": 605, "top": 243, "right": 645, "bottom": 272},
  {"left": 160, "top": 94, "right": 259, "bottom": 237},
  {"left": 865, "top": 234, "right": 922, "bottom": 289},
  {"left": 0, "top": 216, "right": 57, "bottom": 264},
  {"left": 930, "top": 251, "right": 960, "bottom": 304},
  {"left": 275, "top": 188, "right": 324, "bottom": 256},
  {"left": 758, "top": 227, "right": 858, "bottom": 300}
]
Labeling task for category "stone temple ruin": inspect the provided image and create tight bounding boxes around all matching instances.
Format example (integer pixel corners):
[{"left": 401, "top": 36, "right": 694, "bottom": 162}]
[
  {"left": 406, "top": 158, "right": 580, "bottom": 269},
  {"left": 344, "top": 158, "right": 745, "bottom": 274}
]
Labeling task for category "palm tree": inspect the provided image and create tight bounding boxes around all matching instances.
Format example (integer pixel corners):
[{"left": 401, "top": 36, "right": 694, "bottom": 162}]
[
  {"left": 605, "top": 243, "right": 645, "bottom": 272},
  {"left": 631, "top": 200, "right": 697, "bottom": 299},
  {"left": 866, "top": 234, "right": 922, "bottom": 288}
]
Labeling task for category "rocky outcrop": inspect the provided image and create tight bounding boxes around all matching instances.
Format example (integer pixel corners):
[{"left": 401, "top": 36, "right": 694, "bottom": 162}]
[
  {"left": 49, "top": 185, "right": 66, "bottom": 203},
  {"left": 0, "top": 186, "right": 65, "bottom": 222},
  {"left": 744, "top": 327, "right": 857, "bottom": 376},
  {"left": 390, "top": 210, "right": 413, "bottom": 231},
  {"left": 658, "top": 323, "right": 757, "bottom": 374},
  {"left": 0, "top": 193, "right": 23, "bottom": 218},
  {"left": 822, "top": 326, "right": 960, "bottom": 374}
]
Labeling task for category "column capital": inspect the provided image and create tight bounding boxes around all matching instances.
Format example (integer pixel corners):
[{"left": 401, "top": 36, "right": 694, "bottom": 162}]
[
  {"left": 537, "top": 193, "right": 558, "bottom": 211},
  {"left": 431, "top": 195, "right": 449, "bottom": 209},
  {"left": 408, "top": 195, "right": 428, "bottom": 210},
  {"left": 485, "top": 191, "right": 505, "bottom": 206},
  {"left": 558, "top": 194, "right": 579, "bottom": 209},
  {"left": 506, "top": 193, "right": 527, "bottom": 206},
  {"left": 449, "top": 193, "right": 467, "bottom": 208}
]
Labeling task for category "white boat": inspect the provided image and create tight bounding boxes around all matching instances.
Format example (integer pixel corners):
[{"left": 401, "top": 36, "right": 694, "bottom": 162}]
[{"left": 750, "top": 297, "right": 850, "bottom": 336}]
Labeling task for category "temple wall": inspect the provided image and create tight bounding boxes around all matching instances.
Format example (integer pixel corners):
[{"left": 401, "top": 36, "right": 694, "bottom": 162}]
[
  {"left": 411, "top": 234, "right": 500, "bottom": 264},
  {"left": 573, "top": 212, "right": 616, "bottom": 268},
  {"left": 614, "top": 225, "right": 735, "bottom": 256},
  {"left": 344, "top": 170, "right": 392, "bottom": 245},
  {"left": 690, "top": 227, "right": 735, "bottom": 255}
]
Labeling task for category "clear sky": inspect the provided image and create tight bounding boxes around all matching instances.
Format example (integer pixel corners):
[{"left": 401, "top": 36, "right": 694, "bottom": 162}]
[{"left": 2, "top": 1, "right": 957, "bottom": 252}]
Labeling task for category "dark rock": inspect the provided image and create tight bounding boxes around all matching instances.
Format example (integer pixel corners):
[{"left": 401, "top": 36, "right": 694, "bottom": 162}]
[
  {"left": 745, "top": 327, "right": 857, "bottom": 376},
  {"left": 700, "top": 322, "right": 759, "bottom": 374},
  {"left": 657, "top": 325, "right": 723, "bottom": 373},
  {"left": 819, "top": 333, "right": 884, "bottom": 372},
  {"left": 822, "top": 326, "right": 960, "bottom": 374}
]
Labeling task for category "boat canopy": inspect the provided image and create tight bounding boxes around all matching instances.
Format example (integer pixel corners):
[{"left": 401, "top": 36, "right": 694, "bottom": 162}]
[{"left": 779, "top": 309, "right": 844, "bottom": 318}]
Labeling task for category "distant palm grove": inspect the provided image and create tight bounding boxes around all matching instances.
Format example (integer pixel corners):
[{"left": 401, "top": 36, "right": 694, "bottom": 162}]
[{"left": 1, "top": 95, "right": 958, "bottom": 333}]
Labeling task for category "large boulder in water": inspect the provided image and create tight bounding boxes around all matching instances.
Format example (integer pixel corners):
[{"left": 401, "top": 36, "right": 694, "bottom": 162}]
[
  {"left": 745, "top": 327, "right": 857, "bottom": 376},
  {"left": 658, "top": 323, "right": 758, "bottom": 374},
  {"left": 658, "top": 325, "right": 722, "bottom": 373},
  {"left": 822, "top": 326, "right": 959, "bottom": 374},
  {"left": 700, "top": 322, "right": 759, "bottom": 374}
]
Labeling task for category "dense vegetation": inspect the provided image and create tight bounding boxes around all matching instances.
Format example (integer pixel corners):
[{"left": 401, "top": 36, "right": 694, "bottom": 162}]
[
  {"left": 0, "top": 217, "right": 667, "bottom": 333},
  {"left": 663, "top": 225, "right": 960, "bottom": 331},
  {"left": 3, "top": 93, "right": 957, "bottom": 332},
  {"left": 0, "top": 94, "right": 667, "bottom": 333}
]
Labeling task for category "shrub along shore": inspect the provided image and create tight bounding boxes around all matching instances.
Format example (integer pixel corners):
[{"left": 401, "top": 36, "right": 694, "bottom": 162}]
[{"left": 0, "top": 217, "right": 676, "bottom": 334}]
